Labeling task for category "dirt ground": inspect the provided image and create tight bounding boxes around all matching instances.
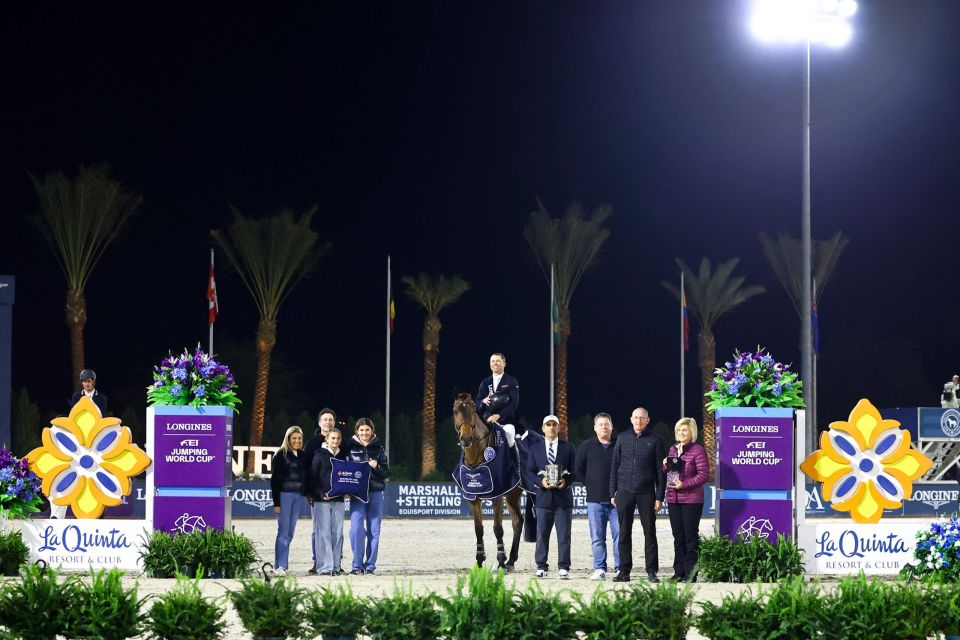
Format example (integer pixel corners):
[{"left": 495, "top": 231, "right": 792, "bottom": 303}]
[{"left": 4, "top": 516, "right": 915, "bottom": 639}]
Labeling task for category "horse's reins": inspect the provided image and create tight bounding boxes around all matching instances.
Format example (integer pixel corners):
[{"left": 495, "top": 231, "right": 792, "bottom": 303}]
[{"left": 454, "top": 405, "right": 492, "bottom": 451}]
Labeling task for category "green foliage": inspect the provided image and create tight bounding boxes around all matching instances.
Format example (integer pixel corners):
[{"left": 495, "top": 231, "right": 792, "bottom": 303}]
[
  {"left": 0, "top": 530, "right": 28, "bottom": 575},
  {"left": 365, "top": 584, "right": 441, "bottom": 640},
  {"left": 662, "top": 257, "right": 765, "bottom": 333},
  {"left": 696, "top": 589, "right": 767, "bottom": 640},
  {"left": 758, "top": 230, "right": 850, "bottom": 319},
  {"left": 574, "top": 587, "right": 644, "bottom": 640},
  {"left": 0, "top": 563, "right": 77, "bottom": 640},
  {"left": 824, "top": 574, "right": 941, "bottom": 640},
  {"left": 229, "top": 576, "right": 307, "bottom": 639},
  {"left": 138, "top": 529, "right": 258, "bottom": 578},
  {"left": 697, "top": 534, "right": 803, "bottom": 583},
  {"left": 512, "top": 580, "right": 577, "bottom": 640},
  {"left": 304, "top": 584, "right": 368, "bottom": 638},
  {"left": 145, "top": 575, "right": 226, "bottom": 640},
  {"left": 634, "top": 580, "right": 696, "bottom": 640},
  {"left": 62, "top": 568, "right": 143, "bottom": 640},
  {"left": 440, "top": 566, "right": 519, "bottom": 640}
]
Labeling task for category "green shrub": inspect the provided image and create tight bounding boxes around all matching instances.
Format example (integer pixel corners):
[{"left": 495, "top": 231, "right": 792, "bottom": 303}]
[
  {"left": 145, "top": 575, "right": 226, "bottom": 640},
  {"left": 575, "top": 588, "right": 645, "bottom": 640},
  {"left": 229, "top": 575, "right": 306, "bottom": 639},
  {"left": 697, "top": 534, "right": 803, "bottom": 582},
  {"left": 633, "top": 580, "right": 695, "bottom": 640},
  {"left": 138, "top": 529, "right": 259, "bottom": 578},
  {"left": 304, "top": 584, "right": 368, "bottom": 638},
  {"left": 696, "top": 589, "right": 767, "bottom": 640},
  {"left": 0, "top": 562, "right": 76, "bottom": 640},
  {"left": 366, "top": 584, "right": 441, "bottom": 640},
  {"left": 825, "top": 575, "right": 938, "bottom": 640},
  {"left": 62, "top": 568, "right": 143, "bottom": 640},
  {"left": 440, "top": 566, "right": 519, "bottom": 640},
  {"left": 512, "top": 580, "right": 577, "bottom": 640},
  {"left": 0, "top": 530, "right": 28, "bottom": 576}
]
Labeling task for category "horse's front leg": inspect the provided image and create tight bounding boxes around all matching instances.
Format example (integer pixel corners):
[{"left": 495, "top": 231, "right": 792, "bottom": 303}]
[
  {"left": 493, "top": 497, "right": 507, "bottom": 569},
  {"left": 506, "top": 489, "right": 523, "bottom": 571},
  {"left": 470, "top": 499, "right": 486, "bottom": 567}
]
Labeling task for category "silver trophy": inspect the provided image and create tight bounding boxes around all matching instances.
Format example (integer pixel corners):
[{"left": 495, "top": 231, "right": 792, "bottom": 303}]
[{"left": 541, "top": 464, "right": 568, "bottom": 488}]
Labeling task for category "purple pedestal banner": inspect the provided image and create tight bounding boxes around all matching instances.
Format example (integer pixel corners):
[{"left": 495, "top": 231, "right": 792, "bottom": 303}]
[
  {"left": 147, "top": 405, "right": 233, "bottom": 533},
  {"left": 715, "top": 407, "right": 795, "bottom": 541}
]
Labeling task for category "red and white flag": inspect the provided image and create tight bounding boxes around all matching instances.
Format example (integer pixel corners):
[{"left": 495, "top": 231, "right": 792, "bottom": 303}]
[{"left": 207, "top": 249, "right": 218, "bottom": 325}]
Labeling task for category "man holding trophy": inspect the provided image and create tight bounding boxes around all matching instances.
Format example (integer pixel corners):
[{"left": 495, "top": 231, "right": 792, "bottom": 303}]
[{"left": 525, "top": 415, "right": 577, "bottom": 579}]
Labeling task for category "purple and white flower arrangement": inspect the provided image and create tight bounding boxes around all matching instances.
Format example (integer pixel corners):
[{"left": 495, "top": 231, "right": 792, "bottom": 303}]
[
  {"left": 705, "top": 346, "right": 804, "bottom": 410},
  {"left": 901, "top": 515, "right": 960, "bottom": 581},
  {"left": 0, "top": 447, "right": 43, "bottom": 519},
  {"left": 147, "top": 345, "right": 240, "bottom": 410}
]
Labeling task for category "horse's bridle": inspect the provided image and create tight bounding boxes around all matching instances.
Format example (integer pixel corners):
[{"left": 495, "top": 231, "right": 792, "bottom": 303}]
[{"left": 454, "top": 400, "right": 491, "bottom": 450}]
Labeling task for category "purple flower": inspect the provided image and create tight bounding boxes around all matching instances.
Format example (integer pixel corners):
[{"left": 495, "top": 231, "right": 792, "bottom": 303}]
[
  {"left": 773, "top": 383, "right": 783, "bottom": 396},
  {"left": 711, "top": 381, "right": 718, "bottom": 391},
  {"left": 172, "top": 367, "right": 188, "bottom": 382},
  {"left": 193, "top": 385, "right": 206, "bottom": 398},
  {"left": 170, "top": 384, "right": 183, "bottom": 398},
  {"left": 755, "top": 381, "right": 762, "bottom": 390},
  {"left": 220, "top": 384, "right": 233, "bottom": 393},
  {"left": 728, "top": 380, "right": 742, "bottom": 395}
]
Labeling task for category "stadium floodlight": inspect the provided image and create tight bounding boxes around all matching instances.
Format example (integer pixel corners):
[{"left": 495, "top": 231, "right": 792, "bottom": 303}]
[
  {"left": 750, "top": 0, "right": 857, "bottom": 47},
  {"left": 749, "top": 0, "right": 857, "bottom": 455}
]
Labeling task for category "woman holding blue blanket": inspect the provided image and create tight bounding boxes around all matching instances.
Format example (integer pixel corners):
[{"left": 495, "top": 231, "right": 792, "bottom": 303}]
[
  {"left": 307, "top": 427, "right": 348, "bottom": 576},
  {"left": 347, "top": 417, "right": 389, "bottom": 575},
  {"left": 271, "top": 426, "right": 307, "bottom": 576}
]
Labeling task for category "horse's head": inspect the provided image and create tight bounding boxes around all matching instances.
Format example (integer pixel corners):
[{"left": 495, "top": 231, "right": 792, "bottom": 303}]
[{"left": 453, "top": 393, "right": 488, "bottom": 450}]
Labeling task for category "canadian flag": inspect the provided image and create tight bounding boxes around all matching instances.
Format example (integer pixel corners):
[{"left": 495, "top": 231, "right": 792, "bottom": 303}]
[{"left": 208, "top": 249, "right": 218, "bottom": 325}]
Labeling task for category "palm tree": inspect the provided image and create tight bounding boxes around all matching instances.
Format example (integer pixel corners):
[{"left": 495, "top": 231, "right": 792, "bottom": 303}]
[
  {"left": 759, "top": 230, "right": 849, "bottom": 442},
  {"left": 31, "top": 164, "right": 142, "bottom": 390},
  {"left": 212, "top": 207, "right": 327, "bottom": 472},
  {"left": 402, "top": 272, "right": 470, "bottom": 478},
  {"left": 662, "top": 258, "right": 765, "bottom": 477},
  {"left": 524, "top": 201, "right": 611, "bottom": 439},
  {"left": 758, "top": 231, "right": 849, "bottom": 317}
]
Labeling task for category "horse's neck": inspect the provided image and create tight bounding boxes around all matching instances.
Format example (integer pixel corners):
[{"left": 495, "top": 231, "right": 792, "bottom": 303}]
[{"left": 462, "top": 417, "right": 490, "bottom": 468}]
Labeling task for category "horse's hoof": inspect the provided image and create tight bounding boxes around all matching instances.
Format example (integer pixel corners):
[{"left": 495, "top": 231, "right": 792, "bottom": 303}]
[{"left": 504, "top": 564, "right": 515, "bottom": 574}]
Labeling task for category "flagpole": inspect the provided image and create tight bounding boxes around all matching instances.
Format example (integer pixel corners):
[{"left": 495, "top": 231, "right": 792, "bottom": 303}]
[
  {"left": 680, "top": 270, "right": 685, "bottom": 418},
  {"left": 550, "top": 264, "right": 556, "bottom": 416},
  {"left": 209, "top": 248, "right": 215, "bottom": 355},
  {"left": 385, "top": 255, "right": 392, "bottom": 465},
  {"left": 811, "top": 276, "right": 817, "bottom": 446}
]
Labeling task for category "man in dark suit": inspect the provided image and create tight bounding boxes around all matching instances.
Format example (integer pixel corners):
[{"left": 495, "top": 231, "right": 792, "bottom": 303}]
[
  {"left": 69, "top": 369, "right": 108, "bottom": 416},
  {"left": 526, "top": 414, "right": 577, "bottom": 579},
  {"left": 475, "top": 353, "right": 519, "bottom": 425}
]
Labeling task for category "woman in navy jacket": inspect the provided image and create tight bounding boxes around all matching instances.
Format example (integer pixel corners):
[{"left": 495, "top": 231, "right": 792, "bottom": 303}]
[{"left": 345, "top": 418, "right": 389, "bottom": 574}]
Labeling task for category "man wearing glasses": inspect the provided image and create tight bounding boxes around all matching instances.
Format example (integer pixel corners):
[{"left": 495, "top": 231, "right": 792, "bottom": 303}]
[{"left": 609, "top": 407, "right": 666, "bottom": 583}]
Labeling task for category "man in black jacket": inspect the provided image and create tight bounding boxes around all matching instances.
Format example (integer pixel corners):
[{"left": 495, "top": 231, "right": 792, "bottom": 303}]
[
  {"left": 609, "top": 407, "right": 666, "bottom": 582},
  {"left": 576, "top": 412, "right": 619, "bottom": 581}
]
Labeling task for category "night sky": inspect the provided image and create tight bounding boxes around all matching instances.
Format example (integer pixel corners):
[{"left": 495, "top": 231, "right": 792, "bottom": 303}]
[{"left": 3, "top": 2, "right": 960, "bottom": 444}]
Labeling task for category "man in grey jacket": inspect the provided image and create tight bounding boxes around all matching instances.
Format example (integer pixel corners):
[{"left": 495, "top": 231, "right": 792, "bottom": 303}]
[{"left": 609, "top": 407, "right": 666, "bottom": 582}]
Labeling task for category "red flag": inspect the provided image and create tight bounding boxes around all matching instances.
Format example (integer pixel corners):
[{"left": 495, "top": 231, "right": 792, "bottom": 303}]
[
  {"left": 681, "top": 286, "right": 690, "bottom": 352},
  {"left": 207, "top": 250, "right": 218, "bottom": 325}
]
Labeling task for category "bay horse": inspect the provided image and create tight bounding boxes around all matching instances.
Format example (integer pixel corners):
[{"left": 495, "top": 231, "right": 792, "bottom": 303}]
[{"left": 453, "top": 393, "right": 524, "bottom": 570}]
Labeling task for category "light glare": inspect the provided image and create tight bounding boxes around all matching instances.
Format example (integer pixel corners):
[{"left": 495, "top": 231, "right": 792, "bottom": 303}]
[{"left": 751, "top": 0, "right": 856, "bottom": 46}]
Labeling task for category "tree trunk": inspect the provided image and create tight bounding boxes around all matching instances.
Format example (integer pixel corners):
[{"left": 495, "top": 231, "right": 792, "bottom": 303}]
[
  {"left": 247, "top": 317, "right": 276, "bottom": 475},
  {"left": 556, "top": 306, "right": 571, "bottom": 440},
  {"left": 420, "top": 316, "right": 442, "bottom": 478},
  {"left": 697, "top": 329, "right": 717, "bottom": 480},
  {"left": 66, "top": 289, "right": 87, "bottom": 392}
]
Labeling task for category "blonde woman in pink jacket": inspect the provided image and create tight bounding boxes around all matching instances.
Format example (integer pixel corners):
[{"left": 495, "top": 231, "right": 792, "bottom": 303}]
[{"left": 663, "top": 417, "right": 709, "bottom": 582}]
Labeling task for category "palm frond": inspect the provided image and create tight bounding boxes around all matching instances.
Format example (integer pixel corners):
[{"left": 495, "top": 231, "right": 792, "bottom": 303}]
[
  {"left": 759, "top": 231, "right": 850, "bottom": 317},
  {"left": 211, "top": 206, "right": 327, "bottom": 321},
  {"left": 401, "top": 272, "right": 470, "bottom": 317},
  {"left": 523, "top": 201, "right": 611, "bottom": 307},
  {"left": 663, "top": 257, "right": 765, "bottom": 330},
  {"left": 30, "top": 164, "right": 142, "bottom": 292}
]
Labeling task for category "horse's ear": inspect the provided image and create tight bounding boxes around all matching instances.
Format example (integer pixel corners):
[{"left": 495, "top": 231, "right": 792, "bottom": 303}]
[{"left": 453, "top": 386, "right": 460, "bottom": 400}]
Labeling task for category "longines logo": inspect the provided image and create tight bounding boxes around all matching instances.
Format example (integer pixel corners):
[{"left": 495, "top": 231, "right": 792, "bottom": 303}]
[
  {"left": 0, "top": 283, "right": 8, "bottom": 288},
  {"left": 941, "top": 409, "right": 960, "bottom": 437},
  {"left": 230, "top": 488, "right": 274, "bottom": 511}
]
